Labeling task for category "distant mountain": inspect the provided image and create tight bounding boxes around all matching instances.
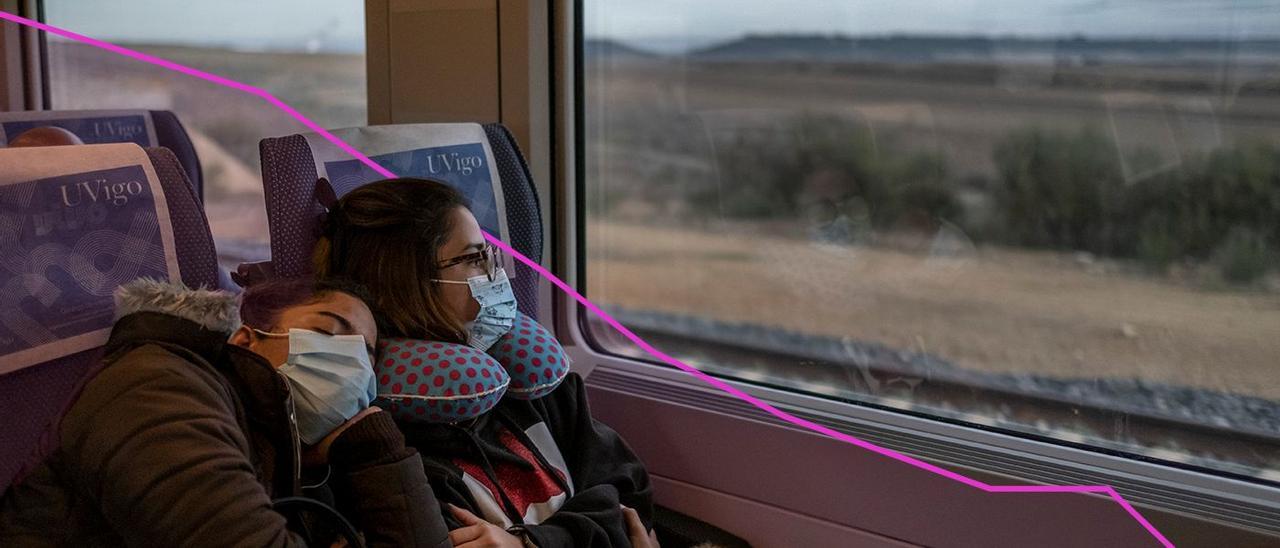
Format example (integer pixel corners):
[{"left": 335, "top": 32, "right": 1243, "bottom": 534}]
[
  {"left": 583, "top": 38, "right": 660, "bottom": 60},
  {"left": 690, "top": 33, "right": 1280, "bottom": 64}
]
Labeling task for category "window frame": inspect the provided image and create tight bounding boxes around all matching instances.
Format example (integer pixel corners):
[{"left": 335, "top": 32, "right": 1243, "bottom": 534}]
[{"left": 550, "top": 0, "right": 1280, "bottom": 541}]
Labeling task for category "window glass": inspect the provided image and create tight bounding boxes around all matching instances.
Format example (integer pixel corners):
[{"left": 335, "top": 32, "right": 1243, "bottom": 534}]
[
  {"left": 583, "top": 0, "right": 1280, "bottom": 481},
  {"left": 44, "top": 0, "right": 366, "bottom": 267}
]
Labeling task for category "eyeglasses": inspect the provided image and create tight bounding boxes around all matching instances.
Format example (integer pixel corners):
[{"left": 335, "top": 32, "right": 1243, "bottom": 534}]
[{"left": 435, "top": 244, "right": 499, "bottom": 282}]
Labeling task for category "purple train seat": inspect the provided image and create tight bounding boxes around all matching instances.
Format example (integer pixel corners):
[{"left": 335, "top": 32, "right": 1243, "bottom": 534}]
[
  {"left": 253, "top": 123, "right": 543, "bottom": 319},
  {"left": 0, "top": 143, "right": 220, "bottom": 495},
  {"left": 0, "top": 109, "right": 204, "bottom": 201}
]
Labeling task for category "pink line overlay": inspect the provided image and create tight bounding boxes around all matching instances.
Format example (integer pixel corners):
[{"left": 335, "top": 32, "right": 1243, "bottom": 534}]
[{"left": 0, "top": 11, "right": 1173, "bottom": 547}]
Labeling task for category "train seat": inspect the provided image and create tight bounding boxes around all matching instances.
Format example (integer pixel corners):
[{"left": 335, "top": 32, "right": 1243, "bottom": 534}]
[
  {"left": 251, "top": 122, "right": 542, "bottom": 319},
  {"left": 0, "top": 143, "right": 221, "bottom": 495},
  {"left": 0, "top": 109, "right": 204, "bottom": 201}
]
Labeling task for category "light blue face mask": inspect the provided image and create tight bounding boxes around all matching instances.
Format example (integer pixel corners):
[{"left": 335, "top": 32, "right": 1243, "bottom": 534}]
[
  {"left": 258, "top": 328, "right": 376, "bottom": 445},
  {"left": 434, "top": 267, "right": 518, "bottom": 351}
]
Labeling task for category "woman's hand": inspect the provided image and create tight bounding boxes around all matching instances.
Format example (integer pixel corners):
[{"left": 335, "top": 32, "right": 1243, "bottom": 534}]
[
  {"left": 448, "top": 505, "right": 524, "bottom": 548},
  {"left": 622, "top": 505, "right": 660, "bottom": 548},
  {"left": 302, "top": 407, "right": 383, "bottom": 467}
]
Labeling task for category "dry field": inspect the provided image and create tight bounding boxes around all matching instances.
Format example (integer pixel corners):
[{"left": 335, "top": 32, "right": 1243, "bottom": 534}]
[{"left": 586, "top": 220, "right": 1280, "bottom": 401}]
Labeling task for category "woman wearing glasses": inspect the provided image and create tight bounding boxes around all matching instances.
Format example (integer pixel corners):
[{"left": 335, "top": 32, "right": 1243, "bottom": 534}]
[{"left": 314, "top": 178, "right": 656, "bottom": 548}]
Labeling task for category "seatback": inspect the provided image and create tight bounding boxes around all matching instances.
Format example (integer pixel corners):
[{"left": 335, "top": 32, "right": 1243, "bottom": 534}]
[
  {"left": 0, "top": 143, "right": 220, "bottom": 494},
  {"left": 0, "top": 110, "right": 204, "bottom": 200},
  {"left": 255, "top": 123, "right": 543, "bottom": 318}
]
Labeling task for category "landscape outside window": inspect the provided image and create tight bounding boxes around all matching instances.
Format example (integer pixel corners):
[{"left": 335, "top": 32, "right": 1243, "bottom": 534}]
[
  {"left": 583, "top": 0, "right": 1280, "bottom": 481},
  {"left": 44, "top": 0, "right": 367, "bottom": 269}
]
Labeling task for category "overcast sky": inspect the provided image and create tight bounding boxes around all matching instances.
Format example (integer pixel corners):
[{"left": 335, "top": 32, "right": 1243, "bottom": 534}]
[{"left": 42, "top": 0, "right": 1280, "bottom": 53}]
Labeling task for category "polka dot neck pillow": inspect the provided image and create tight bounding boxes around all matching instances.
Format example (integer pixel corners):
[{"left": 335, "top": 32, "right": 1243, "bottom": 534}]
[
  {"left": 486, "top": 312, "right": 570, "bottom": 400},
  {"left": 374, "top": 339, "right": 509, "bottom": 424},
  {"left": 373, "top": 314, "right": 569, "bottom": 423}
]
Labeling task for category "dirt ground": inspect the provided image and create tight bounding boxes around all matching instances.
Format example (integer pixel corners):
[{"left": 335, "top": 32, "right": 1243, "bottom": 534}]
[{"left": 586, "top": 220, "right": 1280, "bottom": 401}]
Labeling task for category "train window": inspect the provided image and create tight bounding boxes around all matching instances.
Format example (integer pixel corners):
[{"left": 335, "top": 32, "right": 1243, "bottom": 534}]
[
  {"left": 42, "top": 0, "right": 366, "bottom": 267},
  {"left": 581, "top": 1, "right": 1280, "bottom": 481}
]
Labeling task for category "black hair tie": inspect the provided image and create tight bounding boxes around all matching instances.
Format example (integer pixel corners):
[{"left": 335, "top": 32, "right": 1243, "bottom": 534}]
[{"left": 314, "top": 177, "right": 342, "bottom": 239}]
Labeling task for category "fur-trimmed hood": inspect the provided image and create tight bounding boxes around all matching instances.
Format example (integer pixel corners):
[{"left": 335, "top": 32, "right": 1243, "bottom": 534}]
[{"left": 113, "top": 278, "right": 241, "bottom": 334}]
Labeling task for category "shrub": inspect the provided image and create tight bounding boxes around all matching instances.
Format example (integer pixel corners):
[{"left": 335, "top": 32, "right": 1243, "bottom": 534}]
[{"left": 1213, "top": 227, "right": 1272, "bottom": 284}]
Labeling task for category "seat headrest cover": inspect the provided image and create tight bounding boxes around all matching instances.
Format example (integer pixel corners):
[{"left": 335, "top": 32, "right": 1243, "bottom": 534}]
[
  {"left": 486, "top": 313, "right": 569, "bottom": 400},
  {"left": 374, "top": 338, "right": 509, "bottom": 424},
  {"left": 298, "top": 124, "right": 511, "bottom": 245},
  {"left": 0, "top": 143, "right": 181, "bottom": 374},
  {"left": 0, "top": 110, "right": 157, "bottom": 147}
]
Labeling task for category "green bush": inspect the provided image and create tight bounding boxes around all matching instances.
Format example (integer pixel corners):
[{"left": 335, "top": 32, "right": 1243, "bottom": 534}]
[
  {"left": 699, "top": 113, "right": 960, "bottom": 226},
  {"left": 1135, "top": 212, "right": 1183, "bottom": 271},
  {"left": 991, "top": 128, "right": 1280, "bottom": 282},
  {"left": 991, "top": 126, "right": 1126, "bottom": 253},
  {"left": 1213, "top": 227, "right": 1272, "bottom": 284}
]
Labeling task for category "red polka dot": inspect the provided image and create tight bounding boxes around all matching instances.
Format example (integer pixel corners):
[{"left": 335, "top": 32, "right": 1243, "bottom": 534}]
[
  {"left": 544, "top": 369, "right": 553, "bottom": 380},
  {"left": 548, "top": 355, "right": 557, "bottom": 364},
  {"left": 389, "top": 346, "right": 400, "bottom": 353},
  {"left": 466, "top": 368, "right": 477, "bottom": 378},
  {"left": 383, "top": 359, "right": 394, "bottom": 367},
  {"left": 521, "top": 330, "right": 531, "bottom": 335},
  {"left": 519, "top": 338, "right": 530, "bottom": 345},
  {"left": 428, "top": 353, "right": 439, "bottom": 360},
  {"left": 532, "top": 358, "right": 542, "bottom": 367},
  {"left": 449, "top": 370, "right": 461, "bottom": 380},
  {"left": 536, "top": 336, "right": 545, "bottom": 343},
  {"left": 433, "top": 377, "right": 445, "bottom": 387},
  {"left": 533, "top": 346, "right": 544, "bottom": 354},
  {"left": 474, "top": 383, "right": 484, "bottom": 392},
  {"left": 423, "top": 366, "right": 434, "bottom": 376},
  {"left": 391, "top": 383, "right": 402, "bottom": 394},
  {"left": 400, "top": 352, "right": 410, "bottom": 359},
  {"left": 432, "top": 343, "right": 443, "bottom": 349},
  {"left": 380, "top": 374, "right": 390, "bottom": 384},
  {"left": 515, "top": 363, "right": 525, "bottom": 373},
  {"left": 444, "top": 389, "right": 454, "bottom": 397},
  {"left": 460, "top": 384, "right": 471, "bottom": 395},
  {"left": 481, "top": 369, "right": 491, "bottom": 378},
  {"left": 412, "top": 358, "right": 422, "bottom": 366},
  {"left": 444, "top": 349, "right": 455, "bottom": 356},
  {"left": 517, "top": 350, "right": 528, "bottom": 358},
  {"left": 502, "top": 344, "right": 513, "bottom": 352},
  {"left": 471, "top": 357, "right": 481, "bottom": 364},
  {"left": 395, "top": 365, "right": 406, "bottom": 375},
  {"left": 418, "top": 384, "right": 430, "bottom": 395},
  {"left": 406, "top": 373, "right": 418, "bottom": 384},
  {"left": 528, "top": 373, "right": 538, "bottom": 383}
]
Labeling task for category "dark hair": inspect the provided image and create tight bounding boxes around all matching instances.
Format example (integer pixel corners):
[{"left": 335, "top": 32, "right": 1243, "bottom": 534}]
[
  {"left": 239, "top": 277, "right": 373, "bottom": 330},
  {"left": 313, "top": 178, "right": 469, "bottom": 343}
]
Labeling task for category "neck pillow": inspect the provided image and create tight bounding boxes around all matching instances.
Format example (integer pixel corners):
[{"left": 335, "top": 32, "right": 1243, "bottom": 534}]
[
  {"left": 485, "top": 313, "right": 570, "bottom": 400},
  {"left": 374, "top": 338, "right": 509, "bottom": 424}
]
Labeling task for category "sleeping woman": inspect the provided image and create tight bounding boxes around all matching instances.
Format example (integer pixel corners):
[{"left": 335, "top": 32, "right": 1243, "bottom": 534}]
[{"left": 313, "top": 177, "right": 657, "bottom": 548}]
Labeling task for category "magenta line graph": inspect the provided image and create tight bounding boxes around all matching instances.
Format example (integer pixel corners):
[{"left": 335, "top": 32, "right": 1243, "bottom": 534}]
[{"left": 0, "top": 11, "right": 1173, "bottom": 547}]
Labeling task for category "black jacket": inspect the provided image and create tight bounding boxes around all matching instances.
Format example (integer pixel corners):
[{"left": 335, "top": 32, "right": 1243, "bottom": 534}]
[
  {"left": 0, "top": 281, "right": 449, "bottom": 548},
  {"left": 400, "top": 372, "right": 653, "bottom": 547}
]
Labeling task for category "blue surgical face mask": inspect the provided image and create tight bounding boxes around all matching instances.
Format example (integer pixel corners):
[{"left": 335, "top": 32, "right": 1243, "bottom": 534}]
[
  {"left": 257, "top": 328, "right": 376, "bottom": 445},
  {"left": 435, "top": 267, "right": 518, "bottom": 351}
]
